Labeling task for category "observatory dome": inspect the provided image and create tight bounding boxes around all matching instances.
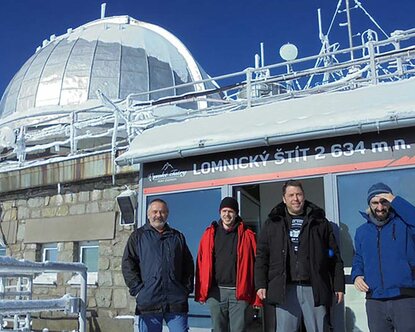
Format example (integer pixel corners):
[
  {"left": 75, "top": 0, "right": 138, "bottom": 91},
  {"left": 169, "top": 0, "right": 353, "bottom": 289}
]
[{"left": 0, "top": 15, "right": 215, "bottom": 126}]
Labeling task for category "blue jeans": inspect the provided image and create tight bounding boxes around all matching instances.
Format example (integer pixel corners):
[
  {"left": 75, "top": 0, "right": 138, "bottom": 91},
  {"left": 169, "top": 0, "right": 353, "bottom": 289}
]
[
  {"left": 134, "top": 313, "right": 189, "bottom": 332},
  {"left": 366, "top": 297, "right": 415, "bottom": 332}
]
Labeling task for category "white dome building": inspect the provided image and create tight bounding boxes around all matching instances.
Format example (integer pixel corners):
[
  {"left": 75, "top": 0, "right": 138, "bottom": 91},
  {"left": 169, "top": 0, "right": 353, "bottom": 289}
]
[
  {"left": 0, "top": 15, "right": 218, "bottom": 162},
  {"left": 0, "top": 15, "right": 215, "bottom": 118}
]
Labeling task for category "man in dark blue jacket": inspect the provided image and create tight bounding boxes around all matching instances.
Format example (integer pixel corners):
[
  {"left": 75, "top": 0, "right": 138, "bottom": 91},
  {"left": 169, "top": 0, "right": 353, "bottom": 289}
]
[
  {"left": 352, "top": 182, "right": 415, "bottom": 332},
  {"left": 122, "top": 198, "right": 194, "bottom": 332}
]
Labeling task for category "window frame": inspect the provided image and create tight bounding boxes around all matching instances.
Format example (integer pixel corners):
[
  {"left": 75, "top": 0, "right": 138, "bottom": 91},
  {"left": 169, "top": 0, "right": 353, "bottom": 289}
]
[
  {"left": 33, "top": 242, "right": 58, "bottom": 285},
  {"left": 68, "top": 241, "right": 99, "bottom": 286}
]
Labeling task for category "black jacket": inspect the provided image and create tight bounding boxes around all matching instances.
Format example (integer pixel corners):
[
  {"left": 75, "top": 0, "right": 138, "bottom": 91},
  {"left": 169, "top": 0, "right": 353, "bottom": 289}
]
[
  {"left": 255, "top": 201, "right": 345, "bottom": 306},
  {"left": 122, "top": 223, "right": 194, "bottom": 314}
]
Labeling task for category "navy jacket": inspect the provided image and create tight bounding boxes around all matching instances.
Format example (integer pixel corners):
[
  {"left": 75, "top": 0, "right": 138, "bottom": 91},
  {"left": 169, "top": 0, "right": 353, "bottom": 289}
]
[
  {"left": 122, "top": 223, "right": 194, "bottom": 314},
  {"left": 352, "top": 196, "right": 415, "bottom": 299}
]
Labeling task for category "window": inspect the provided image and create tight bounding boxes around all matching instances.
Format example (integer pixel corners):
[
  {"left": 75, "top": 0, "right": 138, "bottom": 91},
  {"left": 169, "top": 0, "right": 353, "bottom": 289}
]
[
  {"left": 146, "top": 188, "right": 222, "bottom": 328},
  {"left": 42, "top": 243, "right": 58, "bottom": 262},
  {"left": 0, "top": 244, "right": 6, "bottom": 256},
  {"left": 34, "top": 243, "right": 58, "bottom": 285},
  {"left": 68, "top": 241, "right": 99, "bottom": 286},
  {"left": 79, "top": 241, "right": 99, "bottom": 273},
  {"left": 146, "top": 188, "right": 222, "bottom": 258}
]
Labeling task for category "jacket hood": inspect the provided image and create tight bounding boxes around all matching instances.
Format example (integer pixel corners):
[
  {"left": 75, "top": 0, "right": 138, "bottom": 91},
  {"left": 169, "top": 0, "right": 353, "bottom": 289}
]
[{"left": 268, "top": 200, "right": 326, "bottom": 222}]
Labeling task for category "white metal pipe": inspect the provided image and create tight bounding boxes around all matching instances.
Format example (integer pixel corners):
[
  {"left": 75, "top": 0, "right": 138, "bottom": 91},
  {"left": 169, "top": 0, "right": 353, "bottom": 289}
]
[
  {"left": 345, "top": 0, "right": 354, "bottom": 60},
  {"left": 79, "top": 270, "right": 87, "bottom": 332},
  {"left": 260, "top": 42, "right": 265, "bottom": 67},
  {"left": 100, "top": 3, "right": 107, "bottom": 19},
  {"left": 0, "top": 257, "right": 88, "bottom": 332}
]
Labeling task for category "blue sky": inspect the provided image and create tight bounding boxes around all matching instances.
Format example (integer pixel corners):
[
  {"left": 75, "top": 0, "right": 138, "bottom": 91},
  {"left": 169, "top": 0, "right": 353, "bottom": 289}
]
[{"left": 1, "top": 0, "right": 414, "bottom": 96}]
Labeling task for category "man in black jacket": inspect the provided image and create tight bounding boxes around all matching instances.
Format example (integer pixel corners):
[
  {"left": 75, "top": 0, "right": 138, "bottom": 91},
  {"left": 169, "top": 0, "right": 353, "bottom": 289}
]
[
  {"left": 255, "top": 180, "right": 345, "bottom": 332},
  {"left": 122, "top": 198, "right": 194, "bottom": 332}
]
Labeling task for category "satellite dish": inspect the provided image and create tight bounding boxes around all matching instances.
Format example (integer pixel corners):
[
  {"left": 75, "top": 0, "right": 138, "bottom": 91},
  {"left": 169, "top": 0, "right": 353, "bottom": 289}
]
[
  {"left": 0, "top": 126, "right": 16, "bottom": 148},
  {"left": 279, "top": 43, "right": 298, "bottom": 61}
]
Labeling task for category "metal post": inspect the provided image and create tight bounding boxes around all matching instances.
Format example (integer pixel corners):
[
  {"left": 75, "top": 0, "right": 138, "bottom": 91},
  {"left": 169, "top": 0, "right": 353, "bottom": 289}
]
[
  {"left": 393, "top": 41, "right": 404, "bottom": 77},
  {"left": 345, "top": 0, "right": 354, "bottom": 61},
  {"left": 367, "top": 41, "right": 377, "bottom": 84},
  {"left": 246, "top": 68, "right": 252, "bottom": 108},
  {"left": 70, "top": 112, "right": 77, "bottom": 155},
  {"left": 111, "top": 109, "right": 119, "bottom": 185},
  {"left": 79, "top": 270, "right": 87, "bottom": 332}
]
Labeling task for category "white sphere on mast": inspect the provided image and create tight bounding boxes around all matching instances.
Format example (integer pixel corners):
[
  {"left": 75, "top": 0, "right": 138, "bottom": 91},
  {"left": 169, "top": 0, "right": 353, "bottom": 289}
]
[{"left": 279, "top": 43, "right": 298, "bottom": 61}]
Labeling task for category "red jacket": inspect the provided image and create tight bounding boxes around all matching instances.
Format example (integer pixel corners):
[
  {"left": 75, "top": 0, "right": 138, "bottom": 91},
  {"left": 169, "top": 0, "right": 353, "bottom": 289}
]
[{"left": 195, "top": 221, "right": 262, "bottom": 306}]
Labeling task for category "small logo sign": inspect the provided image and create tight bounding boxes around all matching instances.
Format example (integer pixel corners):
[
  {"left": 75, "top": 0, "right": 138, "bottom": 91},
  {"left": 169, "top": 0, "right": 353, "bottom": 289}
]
[{"left": 147, "top": 162, "right": 187, "bottom": 183}]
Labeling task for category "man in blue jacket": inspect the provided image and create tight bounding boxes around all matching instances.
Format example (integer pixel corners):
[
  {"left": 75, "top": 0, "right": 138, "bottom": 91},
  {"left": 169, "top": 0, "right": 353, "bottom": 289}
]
[
  {"left": 352, "top": 182, "right": 415, "bottom": 332},
  {"left": 122, "top": 199, "right": 194, "bottom": 332}
]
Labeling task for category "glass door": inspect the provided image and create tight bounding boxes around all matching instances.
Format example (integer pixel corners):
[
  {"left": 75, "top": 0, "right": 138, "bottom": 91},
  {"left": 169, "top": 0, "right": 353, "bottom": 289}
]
[{"left": 236, "top": 187, "right": 261, "bottom": 233}]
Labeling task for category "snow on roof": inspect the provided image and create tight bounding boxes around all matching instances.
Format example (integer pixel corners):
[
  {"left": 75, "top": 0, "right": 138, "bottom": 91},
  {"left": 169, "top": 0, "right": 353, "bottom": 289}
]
[{"left": 117, "top": 77, "right": 415, "bottom": 165}]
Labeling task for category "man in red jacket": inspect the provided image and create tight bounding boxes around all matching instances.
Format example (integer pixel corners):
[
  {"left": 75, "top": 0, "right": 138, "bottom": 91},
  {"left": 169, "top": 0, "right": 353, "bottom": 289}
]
[{"left": 195, "top": 197, "right": 261, "bottom": 332}]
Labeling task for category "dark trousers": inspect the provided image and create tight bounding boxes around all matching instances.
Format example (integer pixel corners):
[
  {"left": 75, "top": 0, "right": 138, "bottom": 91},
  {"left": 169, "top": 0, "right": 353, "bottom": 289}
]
[
  {"left": 206, "top": 286, "right": 249, "bottom": 332},
  {"left": 366, "top": 297, "right": 415, "bottom": 332}
]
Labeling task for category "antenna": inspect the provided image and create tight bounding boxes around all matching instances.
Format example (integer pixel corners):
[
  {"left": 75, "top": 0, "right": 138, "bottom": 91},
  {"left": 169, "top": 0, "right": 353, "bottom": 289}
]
[
  {"left": 260, "top": 42, "right": 265, "bottom": 67},
  {"left": 254, "top": 54, "right": 260, "bottom": 69},
  {"left": 345, "top": 0, "right": 354, "bottom": 60},
  {"left": 318, "top": 8, "right": 324, "bottom": 42},
  {"left": 101, "top": 3, "right": 107, "bottom": 19}
]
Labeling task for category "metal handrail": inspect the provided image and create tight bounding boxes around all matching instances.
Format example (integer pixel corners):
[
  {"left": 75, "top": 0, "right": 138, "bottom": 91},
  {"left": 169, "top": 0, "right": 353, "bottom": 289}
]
[
  {"left": 0, "top": 257, "right": 87, "bottom": 332},
  {"left": 0, "top": 28, "right": 415, "bottom": 171}
]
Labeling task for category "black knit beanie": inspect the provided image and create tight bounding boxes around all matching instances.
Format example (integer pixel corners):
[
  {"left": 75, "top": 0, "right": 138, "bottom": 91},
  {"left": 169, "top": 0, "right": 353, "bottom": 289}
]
[{"left": 219, "top": 197, "right": 239, "bottom": 214}]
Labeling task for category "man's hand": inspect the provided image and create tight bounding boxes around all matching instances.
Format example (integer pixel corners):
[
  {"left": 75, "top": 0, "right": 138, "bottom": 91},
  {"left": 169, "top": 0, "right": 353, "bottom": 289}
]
[
  {"left": 257, "top": 288, "right": 266, "bottom": 300},
  {"left": 335, "top": 292, "right": 344, "bottom": 304},
  {"left": 354, "top": 276, "right": 369, "bottom": 293},
  {"left": 377, "top": 193, "right": 395, "bottom": 203}
]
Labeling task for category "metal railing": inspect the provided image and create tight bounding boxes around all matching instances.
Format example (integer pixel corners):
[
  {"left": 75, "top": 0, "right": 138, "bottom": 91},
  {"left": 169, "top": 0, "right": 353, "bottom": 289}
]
[
  {"left": 0, "top": 28, "right": 415, "bottom": 171},
  {"left": 0, "top": 257, "right": 87, "bottom": 332}
]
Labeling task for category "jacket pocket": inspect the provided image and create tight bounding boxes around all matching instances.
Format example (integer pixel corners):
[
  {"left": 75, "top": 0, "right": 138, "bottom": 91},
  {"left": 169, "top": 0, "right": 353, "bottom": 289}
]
[
  {"left": 136, "top": 276, "right": 159, "bottom": 306},
  {"left": 267, "top": 273, "right": 284, "bottom": 305},
  {"left": 268, "top": 262, "right": 284, "bottom": 279}
]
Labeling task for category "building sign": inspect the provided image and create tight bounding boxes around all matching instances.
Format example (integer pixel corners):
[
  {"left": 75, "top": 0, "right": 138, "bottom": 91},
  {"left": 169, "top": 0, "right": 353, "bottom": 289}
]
[{"left": 143, "top": 128, "right": 415, "bottom": 193}]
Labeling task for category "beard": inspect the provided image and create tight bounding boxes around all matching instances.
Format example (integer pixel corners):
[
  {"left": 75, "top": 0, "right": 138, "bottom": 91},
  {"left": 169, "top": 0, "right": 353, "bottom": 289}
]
[
  {"left": 370, "top": 206, "right": 389, "bottom": 221},
  {"left": 150, "top": 217, "right": 167, "bottom": 230}
]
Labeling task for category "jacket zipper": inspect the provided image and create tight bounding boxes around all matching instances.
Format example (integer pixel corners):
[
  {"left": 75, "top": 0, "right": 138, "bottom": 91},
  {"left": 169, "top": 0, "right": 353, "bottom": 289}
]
[{"left": 377, "top": 227, "right": 385, "bottom": 289}]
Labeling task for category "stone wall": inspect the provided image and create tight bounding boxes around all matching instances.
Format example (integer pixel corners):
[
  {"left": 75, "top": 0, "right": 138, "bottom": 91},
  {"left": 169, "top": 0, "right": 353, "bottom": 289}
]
[{"left": 0, "top": 175, "right": 139, "bottom": 331}]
